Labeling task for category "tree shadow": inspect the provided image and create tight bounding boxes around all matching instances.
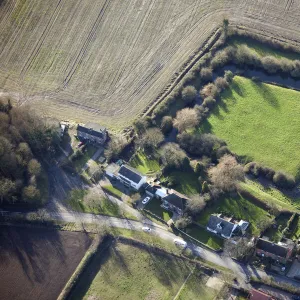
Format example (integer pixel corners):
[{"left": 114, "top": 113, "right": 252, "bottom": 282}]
[
  {"left": 0, "top": 226, "right": 66, "bottom": 283},
  {"left": 250, "top": 81, "right": 280, "bottom": 109}
]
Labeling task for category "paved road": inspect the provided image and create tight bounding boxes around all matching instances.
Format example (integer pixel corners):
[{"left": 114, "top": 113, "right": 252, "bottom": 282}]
[{"left": 1, "top": 209, "right": 300, "bottom": 291}]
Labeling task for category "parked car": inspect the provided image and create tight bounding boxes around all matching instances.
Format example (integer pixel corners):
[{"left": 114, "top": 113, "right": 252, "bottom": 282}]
[
  {"left": 142, "top": 197, "right": 150, "bottom": 205},
  {"left": 174, "top": 239, "right": 187, "bottom": 248},
  {"left": 142, "top": 227, "right": 151, "bottom": 233}
]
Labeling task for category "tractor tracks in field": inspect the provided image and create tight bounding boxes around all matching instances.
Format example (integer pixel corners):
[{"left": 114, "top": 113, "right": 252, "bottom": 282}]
[
  {"left": 20, "top": 0, "right": 64, "bottom": 79},
  {"left": 62, "top": 0, "right": 111, "bottom": 89}
]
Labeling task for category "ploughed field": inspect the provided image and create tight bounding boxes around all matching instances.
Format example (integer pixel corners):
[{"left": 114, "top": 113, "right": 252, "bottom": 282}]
[
  {"left": 201, "top": 76, "right": 300, "bottom": 176},
  {"left": 1, "top": 1, "right": 300, "bottom": 128},
  {"left": 0, "top": 226, "right": 91, "bottom": 300}
]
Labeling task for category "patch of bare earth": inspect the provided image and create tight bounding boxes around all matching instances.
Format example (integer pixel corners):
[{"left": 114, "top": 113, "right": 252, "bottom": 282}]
[{"left": 0, "top": 226, "right": 91, "bottom": 300}]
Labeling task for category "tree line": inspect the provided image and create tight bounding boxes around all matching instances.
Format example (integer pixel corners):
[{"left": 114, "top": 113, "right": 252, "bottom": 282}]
[{"left": 0, "top": 97, "right": 59, "bottom": 206}]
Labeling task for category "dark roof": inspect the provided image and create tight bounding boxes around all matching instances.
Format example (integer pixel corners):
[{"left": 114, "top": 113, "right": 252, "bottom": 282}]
[
  {"left": 207, "top": 215, "right": 235, "bottom": 237},
  {"left": 118, "top": 165, "right": 144, "bottom": 184},
  {"left": 145, "top": 184, "right": 157, "bottom": 195},
  {"left": 256, "top": 238, "right": 289, "bottom": 258},
  {"left": 164, "top": 193, "right": 186, "bottom": 210},
  {"left": 77, "top": 122, "right": 106, "bottom": 138}
]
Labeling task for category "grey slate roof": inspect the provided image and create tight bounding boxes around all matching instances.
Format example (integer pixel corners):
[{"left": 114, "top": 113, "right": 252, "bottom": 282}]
[
  {"left": 164, "top": 193, "right": 186, "bottom": 210},
  {"left": 256, "top": 238, "right": 289, "bottom": 258},
  {"left": 207, "top": 215, "right": 235, "bottom": 237},
  {"left": 77, "top": 122, "right": 106, "bottom": 139},
  {"left": 118, "top": 165, "right": 144, "bottom": 184}
]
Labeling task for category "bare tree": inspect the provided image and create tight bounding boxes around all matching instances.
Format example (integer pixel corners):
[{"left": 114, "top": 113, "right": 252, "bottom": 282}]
[
  {"left": 173, "top": 108, "right": 198, "bottom": 133},
  {"left": 224, "top": 237, "right": 254, "bottom": 261},
  {"left": 186, "top": 194, "right": 206, "bottom": 216},
  {"left": 138, "top": 128, "right": 164, "bottom": 152},
  {"left": 105, "top": 135, "right": 128, "bottom": 162},
  {"left": 161, "top": 143, "right": 186, "bottom": 169},
  {"left": 200, "top": 83, "right": 219, "bottom": 98},
  {"left": 208, "top": 154, "right": 244, "bottom": 192}
]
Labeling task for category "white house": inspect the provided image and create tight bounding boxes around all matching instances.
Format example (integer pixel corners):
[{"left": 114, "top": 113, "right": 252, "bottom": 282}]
[{"left": 116, "top": 165, "right": 147, "bottom": 191}]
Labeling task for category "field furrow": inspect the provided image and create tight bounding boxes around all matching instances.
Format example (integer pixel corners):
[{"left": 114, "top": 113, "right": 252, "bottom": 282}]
[{"left": 0, "top": 0, "right": 299, "bottom": 128}]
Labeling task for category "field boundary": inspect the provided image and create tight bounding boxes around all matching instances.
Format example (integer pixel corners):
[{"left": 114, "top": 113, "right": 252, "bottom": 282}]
[{"left": 58, "top": 234, "right": 112, "bottom": 300}]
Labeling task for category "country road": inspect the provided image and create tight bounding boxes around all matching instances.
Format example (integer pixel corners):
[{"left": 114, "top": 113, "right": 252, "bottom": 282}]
[{"left": 1, "top": 209, "right": 300, "bottom": 291}]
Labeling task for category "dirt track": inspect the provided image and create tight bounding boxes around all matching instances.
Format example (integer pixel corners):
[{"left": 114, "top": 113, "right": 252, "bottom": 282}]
[
  {"left": 0, "top": 0, "right": 300, "bottom": 128},
  {"left": 0, "top": 226, "right": 91, "bottom": 300}
]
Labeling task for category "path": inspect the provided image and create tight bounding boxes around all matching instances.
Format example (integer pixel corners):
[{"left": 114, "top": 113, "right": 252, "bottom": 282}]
[{"left": 1, "top": 209, "right": 300, "bottom": 291}]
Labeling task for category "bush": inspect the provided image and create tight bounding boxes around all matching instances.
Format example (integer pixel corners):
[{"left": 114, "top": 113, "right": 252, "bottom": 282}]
[
  {"left": 291, "top": 60, "right": 300, "bottom": 78},
  {"left": 175, "top": 216, "right": 192, "bottom": 229},
  {"left": 244, "top": 162, "right": 275, "bottom": 180},
  {"left": 215, "top": 77, "right": 229, "bottom": 92},
  {"left": 161, "top": 116, "right": 173, "bottom": 135},
  {"left": 195, "top": 162, "right": 205, "bottom": 174},
  {"left": 181, "top": 85, "right": 197, "bottom": 104},
  {"left": 273, "top": 171, "right": 296, "bottom": 189},
  {"left": 202, "top": 96, "right": 216, "bottom": 109},
  {"left": 216, "top": 146, "right": 231, "bottom": 159},
  {"left": 210, "top": 50, "right": 230, "bottom": 69},
  {"left": 224, "top": 70, "right": 234, "bottom": 83},
  {"left": 200, "top": 83, "right": 219, "bottom": 98},
  {"left": 261, "top": 56, "right": 281, "bottom": 74},
  {"left": 199, "top": 67, "right": 213, "bottom": 81}
]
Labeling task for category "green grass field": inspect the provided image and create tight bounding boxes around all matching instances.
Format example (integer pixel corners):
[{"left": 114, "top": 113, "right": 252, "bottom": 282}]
[
  {"left": 228, "top": 36, "right": 299, "bottom": 60},
  {"left": 201, "top": 76, "right": 300, "bottom": 176},
  {"left": 130, "top": 151, "right": 160, "bottom": 175},
  {"left": 264, "top": 213, "right": 292, "bottom": 242},
  {"left": 197, "top": 194, "right": 272, "bottom": 236},
  {"left": 70, "top": 243, "right": 217, "bottom": 300}
]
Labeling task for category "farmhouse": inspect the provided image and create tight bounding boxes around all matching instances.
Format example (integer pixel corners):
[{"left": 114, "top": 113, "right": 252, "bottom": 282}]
[
  {"left": 155, "top": 188, "right": 188, "bottom": 216},
  {"left": 207, "top": 214, "right": 249, "bottom": 239},
  {"left": 77, "top": 122, "right": 107, "bottom": 145},
  {"left": 255, "top": 238, "right": 295, "bottom": 264}
]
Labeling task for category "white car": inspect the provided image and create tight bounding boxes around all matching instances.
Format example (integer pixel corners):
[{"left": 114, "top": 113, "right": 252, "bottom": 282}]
[
  {"left": 142, "top": 226, "right": 151, "bottom": 233},
  {"left": 142, "top": 197, "right": 151, "bottom": 205},
  {"left": 174, "top": 239, "right": 187, "bottom": 248}
]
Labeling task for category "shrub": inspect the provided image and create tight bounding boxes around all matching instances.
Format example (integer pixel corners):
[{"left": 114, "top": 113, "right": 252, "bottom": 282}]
[
  {"left": 216, "top": 146, "right": 231, "bottom": 159},
  {"left": 210, "top": 50, "right": 230, "bottom": 69},
  {"left": 160, "top": 116, "right": 173, "bottom": 135},
  {"left": 199, "top": 67, "right": 213, "bottom": 81},
  {"left": 186, "top": 195, "right": 206, "bottom": 216},
  {"left": 224, "top": 70, "right": 234, "bottom": 83},
  {"left": 181, "top": 85, "right": 197, "bottom": 104},
  {"left": 138, "top": 128, "right": 164, "bottom": 153},
  {"left": 173, "top": 108, "right": 198, "bottom": 133},
  {"left": 195, "top": 162, "right": 205, "bottom": 174},
  {"left": 215, "top": 77, "right": 229, "bottom": 92},
  {"left": 273, "top": 171, "right": 296, "bottom": 189},
  {"left": 133, "top": 118, "right": 151, "bottom": 135},
  {"left": 202, "top": 96, "right": 216, "bottom": 109},
  {"left": 291, "top": 60, "right": 300, "bottom": 78},
  {"left": 261, "top": 56, "right": 281, "bottom": 74},
  {"left": 200, "top": 83, "right": 219, "bottom": 98},
  {"left": 175, "top": 216, "right": 192, "bottom": 229}
]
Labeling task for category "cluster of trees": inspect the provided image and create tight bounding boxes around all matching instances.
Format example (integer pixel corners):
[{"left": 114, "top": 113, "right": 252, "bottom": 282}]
[
  {"left": 0, "top": 97, "right": 60, "bottom": 206},
  {"left": 244, "top": 161, "right": 296, "bottom": 189}
]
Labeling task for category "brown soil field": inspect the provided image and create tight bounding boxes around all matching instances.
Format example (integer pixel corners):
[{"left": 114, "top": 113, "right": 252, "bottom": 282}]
[
  {"left": 0, "top": 226, "right": 91, "bottom": 300},
  {"left": 0, "top": 0, "right": 300, "bottom": 129}
]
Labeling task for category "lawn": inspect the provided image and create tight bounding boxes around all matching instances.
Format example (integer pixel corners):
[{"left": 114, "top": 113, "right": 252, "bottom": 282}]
[
  {"left": 145, "top": 198, "right": 173, "bottom": 222},
  {"left": 69, "top": 243, "right": 217, "bottom": 300},
  {"left": 130, "top": 151, "right": 160, "bottom": 175},
  {"left": 201, "top": 76, "right": 300, "bottom": 176},
  {"left": 161, "top": 170, "right": 201, "bottom": 196},
  {"left": 197, "top": 194, "right": 272, "bottom": 236},
  {"left": 228, "top": 36, "right": 300, "bottom": 60},
  {"left": 67, "top": 188, "right": 134, "bottom": 219},
  {"left": 102, "top": 184, "right": 123, "bottom": 198},
  {"left": 185, "top": 225, "right": 223, "bottom": 250}
]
